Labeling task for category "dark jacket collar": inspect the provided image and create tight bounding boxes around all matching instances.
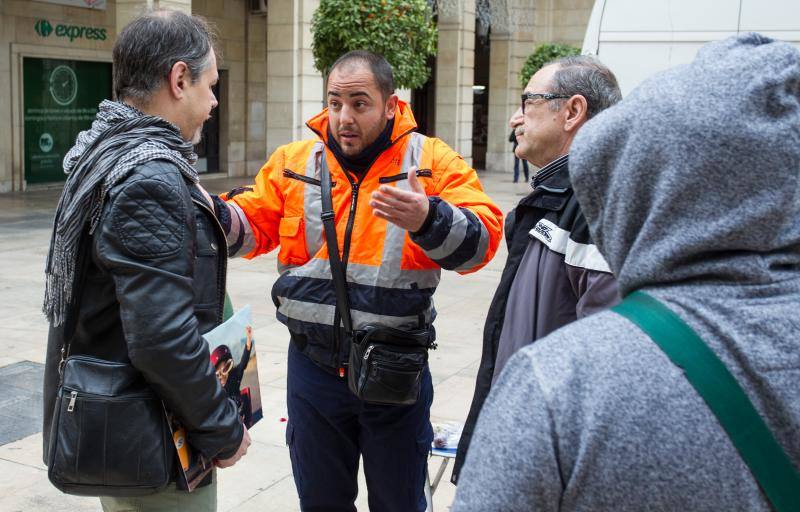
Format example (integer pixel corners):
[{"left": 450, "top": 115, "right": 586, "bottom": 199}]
[
  {"left": 519, "top": 154, "right": 572, "bottom": 210},
  {"left": 327, "top": 118, "right": 395, "bottom": 175},
  {"left": 534, "top": 154, "right": 570, "bottom": 191}
]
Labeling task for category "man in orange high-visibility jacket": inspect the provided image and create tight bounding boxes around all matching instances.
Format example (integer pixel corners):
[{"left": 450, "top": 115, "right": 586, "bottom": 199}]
[{"left": 214, "top": 50, "right": 502, "bottom": 512}]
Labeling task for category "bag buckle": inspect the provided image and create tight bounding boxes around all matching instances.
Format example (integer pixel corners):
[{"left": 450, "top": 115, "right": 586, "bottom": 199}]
[{"left": 362, "top": 344, "right": 374, "bottom": 361}]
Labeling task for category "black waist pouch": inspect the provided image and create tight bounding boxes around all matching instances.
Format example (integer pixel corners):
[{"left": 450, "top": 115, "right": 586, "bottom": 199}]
[
  {"left": 47, "top": 356, "right": 172, "bottom": 497},
  {"left": 347, "top": 324, "right": 435, "bottom": 406}
]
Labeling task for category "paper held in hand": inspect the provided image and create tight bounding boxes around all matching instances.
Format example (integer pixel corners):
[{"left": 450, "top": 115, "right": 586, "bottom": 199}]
[{"left": 166, "top": 305, "right": 264, "bottom": 491}]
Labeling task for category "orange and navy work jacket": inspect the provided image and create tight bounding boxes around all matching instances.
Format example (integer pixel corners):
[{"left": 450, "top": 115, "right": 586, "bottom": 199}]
[{"left": 223, "top": 101, "right": 503, "bottom": 369}]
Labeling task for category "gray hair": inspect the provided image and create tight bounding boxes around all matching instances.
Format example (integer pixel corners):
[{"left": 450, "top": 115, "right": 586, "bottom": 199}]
[
  {"left": 546, "top": 55, "right": 621, "bottom": 119},
  {"left": 329, "top": 50, "right": 395, "bottom": 100},
  {"left": 112, "top": 9, "right": 218, "bottom": 105}
]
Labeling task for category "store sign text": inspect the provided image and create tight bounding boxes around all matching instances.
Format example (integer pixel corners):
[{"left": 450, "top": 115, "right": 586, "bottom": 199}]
[{"left": 35, "top": 19, "right": 107, "bottom": 42}]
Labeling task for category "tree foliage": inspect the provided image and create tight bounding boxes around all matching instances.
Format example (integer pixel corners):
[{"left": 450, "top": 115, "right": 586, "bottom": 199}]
[
  {"left": 519, "top": 43, "right": 581, "bottom": 87},
  {"left": 311, "top": 0, "right": 437, "bottom": 90}
]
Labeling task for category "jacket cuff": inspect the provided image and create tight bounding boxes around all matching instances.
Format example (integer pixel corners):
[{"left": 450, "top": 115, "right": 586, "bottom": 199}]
[
  {"left": 409, "top": 196, "right": 490, "bottom": 271},
  {"left": 212, "top": 413, "right": 245, "bottom": 461},
  {"left": 409, "top": 197, "right": 446, "bottom": 247},
  {"left": 211, "top": 194, "right": 231, "bottom": 232},
  {"left": 411, "top": 197, "right": 438, "bottom": 237}
]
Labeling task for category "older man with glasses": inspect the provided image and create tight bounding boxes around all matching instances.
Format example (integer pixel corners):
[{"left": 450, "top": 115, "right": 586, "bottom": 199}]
[{"left": 453, "top": 55, "right": 624, "bottom": 483}]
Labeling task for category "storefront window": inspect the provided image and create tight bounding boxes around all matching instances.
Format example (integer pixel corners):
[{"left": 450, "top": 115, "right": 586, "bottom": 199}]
[{"left": 23, "top": 58, "right": 112, "bottom": 184}]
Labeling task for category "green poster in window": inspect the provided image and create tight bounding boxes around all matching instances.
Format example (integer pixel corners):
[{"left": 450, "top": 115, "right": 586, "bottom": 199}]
[{"left": 23, "top": 58, "right": 111, "bottom": 183}]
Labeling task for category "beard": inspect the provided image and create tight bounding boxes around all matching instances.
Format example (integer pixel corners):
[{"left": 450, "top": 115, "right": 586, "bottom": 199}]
[
  {"left": 191, "top": 127, "right": 204, "bottom": 145},
  {"left": 339, "top": 141, "right": 363, "bottom": 155}
]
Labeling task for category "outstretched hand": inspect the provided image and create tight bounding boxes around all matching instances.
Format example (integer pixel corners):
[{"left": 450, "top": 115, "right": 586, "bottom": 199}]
[{"left": 370, "top": 167, "right": 429, "bottom": 232}]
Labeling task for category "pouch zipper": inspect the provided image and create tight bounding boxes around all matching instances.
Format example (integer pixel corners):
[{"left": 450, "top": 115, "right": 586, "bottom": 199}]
[
  {"left": 362, "top": 341, "right": 429, "bottom": 354},
  {"left": 362, "top": 344, "right": 425, "bottom": 367},
  {"left": 369, "top": 359, "right": 425, "bottom": 372}
]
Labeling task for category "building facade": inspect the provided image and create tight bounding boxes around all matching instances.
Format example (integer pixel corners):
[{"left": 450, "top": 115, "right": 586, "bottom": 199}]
[{"left": 0, "top": 0, "right": 592, "bottom": 192}]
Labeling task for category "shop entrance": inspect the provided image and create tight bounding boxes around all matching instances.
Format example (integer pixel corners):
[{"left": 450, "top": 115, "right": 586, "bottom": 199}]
[
  {"left": 471, "top": 25, "right": 490, "bottom": 170},
  {"left": 195, "top": 76, "right": 222, "bottom": 173}
]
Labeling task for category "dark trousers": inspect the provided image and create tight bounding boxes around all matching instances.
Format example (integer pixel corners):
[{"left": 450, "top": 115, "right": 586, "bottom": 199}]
[
  {"left": 513, "top": 155, "right": 529, "bottom": 183},
  {"left": 286, "top": 343, "right": 434, "bottom": 512}
]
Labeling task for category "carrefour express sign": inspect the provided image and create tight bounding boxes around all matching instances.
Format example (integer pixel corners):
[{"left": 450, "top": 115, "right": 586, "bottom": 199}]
[
  {"left": 38, "top": 0, "right": 106, "bottom": 9},
  {"left": 35, "top": 19, "right": 108, "bottom": 42}
]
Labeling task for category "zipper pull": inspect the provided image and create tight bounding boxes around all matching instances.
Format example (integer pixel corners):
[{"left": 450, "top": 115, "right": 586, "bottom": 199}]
[
  {"left": 339, "top": 367, "right": 345, "bottom": 378},
  {"left": 58, "top": 347, "right": 67, "bottom": 376},
  {"left": 363, "top": 344, "right": 374, "bottom": 361},
  {"left": 67, "top": 391, "right": 77, "bottom": 412}
]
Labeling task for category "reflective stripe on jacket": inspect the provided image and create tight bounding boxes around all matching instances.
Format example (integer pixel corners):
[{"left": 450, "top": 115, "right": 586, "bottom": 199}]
[{"left": 225, "top": 101, "right": 503, "bottom": 368}]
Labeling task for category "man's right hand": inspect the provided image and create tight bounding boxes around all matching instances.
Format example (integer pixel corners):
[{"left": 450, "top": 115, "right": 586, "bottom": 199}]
[{"left": 216, "top": 426, "right": 251, "bottom": 468}]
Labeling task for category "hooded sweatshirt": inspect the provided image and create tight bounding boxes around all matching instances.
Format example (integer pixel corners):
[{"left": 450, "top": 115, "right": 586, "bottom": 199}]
[{"left": 452, "top": 33, "right": 800, "bottom": 511}]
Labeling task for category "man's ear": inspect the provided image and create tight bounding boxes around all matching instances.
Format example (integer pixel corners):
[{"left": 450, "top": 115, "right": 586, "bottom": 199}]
[
  {"left": 385, "top": 94, "right": 399, "bottom": 119},
  {"left": 563, "top": 95, "right": 589, "bottom": 133},
  {"left": 168, "top": 61, "right": 190, "bottom": 99}
]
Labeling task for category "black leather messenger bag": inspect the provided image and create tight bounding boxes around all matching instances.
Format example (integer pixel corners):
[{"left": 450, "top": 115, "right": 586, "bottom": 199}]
[{"left": 47, "top": 241, "right": 172, "bottom": 496}]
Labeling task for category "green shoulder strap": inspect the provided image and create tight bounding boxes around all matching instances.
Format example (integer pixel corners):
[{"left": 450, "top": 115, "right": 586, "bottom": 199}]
[{"left": 612, "top": 291, "right": 800, "bottom": 512}]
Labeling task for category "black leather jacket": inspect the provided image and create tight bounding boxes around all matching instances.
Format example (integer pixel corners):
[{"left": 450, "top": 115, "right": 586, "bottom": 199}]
[{"left": 42, "top": 160, "right": 243, "bottom": 475}]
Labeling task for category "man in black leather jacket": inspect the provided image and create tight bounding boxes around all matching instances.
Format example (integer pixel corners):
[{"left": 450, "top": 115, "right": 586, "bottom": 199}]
[{"left": 42, "top": 10, "right": 249, "bottom": 511}]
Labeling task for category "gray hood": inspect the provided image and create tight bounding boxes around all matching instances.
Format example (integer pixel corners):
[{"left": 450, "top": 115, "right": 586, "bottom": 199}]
[
  {"left": 570, "top": 33, "right": 800, "bottom": 296},
  {"left": 452, "top": 34, "right": 800, "bottom": 512}
]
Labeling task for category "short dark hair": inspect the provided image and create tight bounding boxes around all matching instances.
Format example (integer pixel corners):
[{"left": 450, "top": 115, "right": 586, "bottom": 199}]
[
  {"left": 329, "top": 50, "right": 395, "bottom": 99},
  {"left": 112, "top": 9, "right": 218, "bottom": 104},
  {"left": 545, "top": 55, "right": 622, "bottom": 119}
]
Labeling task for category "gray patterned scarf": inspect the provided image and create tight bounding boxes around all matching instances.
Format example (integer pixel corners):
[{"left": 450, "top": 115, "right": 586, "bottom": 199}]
[{"left": 44, "top": 100, "right": 199, "bottom": 326}]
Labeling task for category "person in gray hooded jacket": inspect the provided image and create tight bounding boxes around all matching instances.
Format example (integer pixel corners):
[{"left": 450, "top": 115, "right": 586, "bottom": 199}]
[{"left": 452, "top": 32, "right": 800, "bottom": 511}]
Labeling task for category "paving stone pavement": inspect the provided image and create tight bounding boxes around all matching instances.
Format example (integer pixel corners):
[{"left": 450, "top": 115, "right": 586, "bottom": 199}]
[{"left": 0, "top": 170, "right": 528, "bottom": 511}]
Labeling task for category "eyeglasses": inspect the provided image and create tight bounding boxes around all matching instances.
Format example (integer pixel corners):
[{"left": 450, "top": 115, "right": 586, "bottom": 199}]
[
  {"left": 521, "top": 92, "right": 571, "bottom": 114},
  {"left": 215, "top": 359, "right": 234, "bottom": 379}
]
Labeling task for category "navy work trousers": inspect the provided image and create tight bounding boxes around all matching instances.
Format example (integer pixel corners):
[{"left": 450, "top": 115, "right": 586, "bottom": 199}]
[{"left": 286, "top": 342, "right": 434, "bottom": 512}]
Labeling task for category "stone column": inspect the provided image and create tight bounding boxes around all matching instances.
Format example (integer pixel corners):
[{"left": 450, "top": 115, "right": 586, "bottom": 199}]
[
  {"left": 266, "top": 0, "right": 322, "bottom": 156},
  {"left": 245, "top": 12, "right": 268, "bottom": 176},
  {"left": 485, "top": 0, "right": 536, "bottom": 175},
  {"left": 116, "top": 0, "right": 192, "bottom": 33},
  {"left": 0, "top": 13, "right": 15, "bottom": 192},
  {"left": 485, "top": 32, "right": 514, "bottom": 174},
  {"left": 435, "top": 0, "right": 475, "bottom": 166}
]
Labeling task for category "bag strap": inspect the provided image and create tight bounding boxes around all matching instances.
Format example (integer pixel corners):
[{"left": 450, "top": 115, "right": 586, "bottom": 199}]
[
  {"left": 612, "top": 291, "right": 800, "bottom": 512},
  {"left": 58, "top": 232, "right": 92, "bottom": 378},
  {"left": 319, "top": 154, "right": 354, "bottom": 335}
]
